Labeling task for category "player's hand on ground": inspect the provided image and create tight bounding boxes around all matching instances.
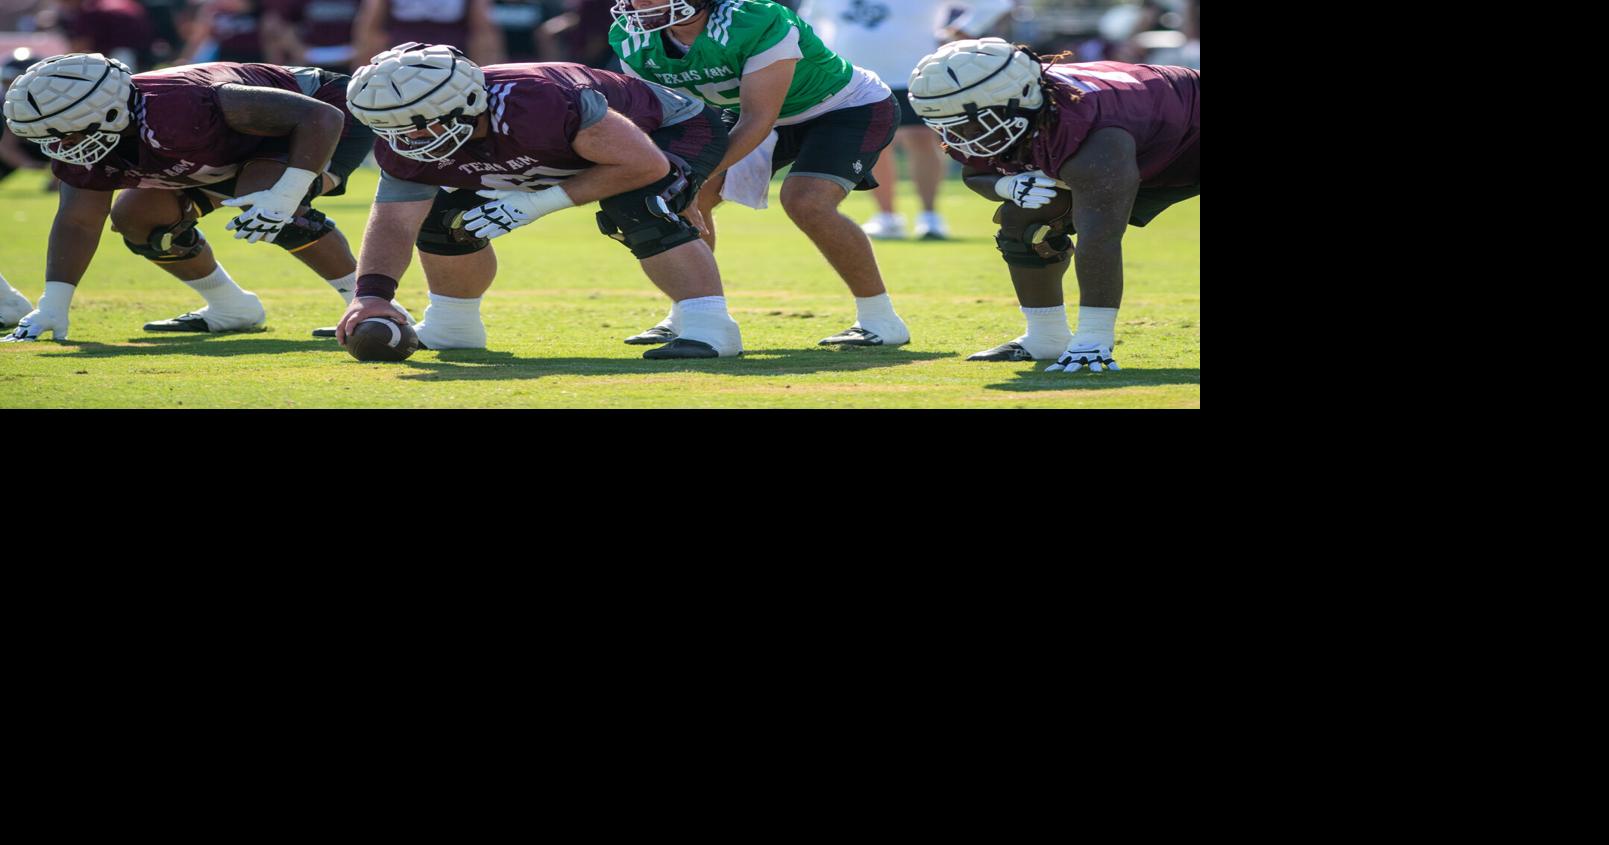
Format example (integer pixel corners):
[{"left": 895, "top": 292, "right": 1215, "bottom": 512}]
[
  {"left": 1, "top": 308, "right": 67, "bottom": 342},
  {"left": 462, "top": 189, "right": 543, "bottom": 239},
  {"left": 995, "top": 171, "right": 1062, "bottom": 209},
  {"left": 1045, "top": 342, "right": 1119, "bottom": 373},
  {"left": 335, "top": 296, "right": 408, "bottom": 345}
]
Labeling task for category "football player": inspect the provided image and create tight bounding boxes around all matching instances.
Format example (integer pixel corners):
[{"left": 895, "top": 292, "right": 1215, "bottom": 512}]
[
  {"left": 609, "top": 0, "right": 911, "bottom": 348},
  {"left": 907, "top": 39, "right": 1200, "bottom": 372},
  {"left": 333, "top": 43, "right": 744, "bottom": 358},
  {"left": 0, "top": 52, "right": 402, "bottom": 343}
]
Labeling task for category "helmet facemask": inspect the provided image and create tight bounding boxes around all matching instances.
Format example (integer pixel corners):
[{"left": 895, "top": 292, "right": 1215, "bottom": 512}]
[
  {"left": 611, "top": 0, "right": 705, "bottom": 36},
  {"left": 923, "top": 102, "right": 1032, "bottom": 159},
  {"left": 34, "top": 125, "right": 125, "bottom": 167},
  {"left": 375, "top": 112, "right": 478, "bottom": 163}
]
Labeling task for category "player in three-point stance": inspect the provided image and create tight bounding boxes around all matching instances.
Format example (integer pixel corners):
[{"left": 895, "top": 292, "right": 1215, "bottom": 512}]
[
  {"left": 1, "top": 53, "right": 398, "bottom": 343},
  {"left": 907, "top": 38, "right": 1199, "bottom": 372},
  {"left": 334, "top": 43, "right": 744, "bottom": 358}
]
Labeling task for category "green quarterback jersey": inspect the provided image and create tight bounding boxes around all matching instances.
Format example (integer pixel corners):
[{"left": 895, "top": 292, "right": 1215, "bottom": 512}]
[{"left": 610, "top": 0, "right": 853, "bottom": 120}]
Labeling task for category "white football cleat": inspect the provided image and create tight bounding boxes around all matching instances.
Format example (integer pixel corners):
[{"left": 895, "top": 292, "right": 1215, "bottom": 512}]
[
  {"left": 915, "top": 211, "right": 949, "bottom": 241},
  {"left": 144, "top": 294, "right": 266, "bottom": 333},
  {"left": 819, "top": 316, "right": 910, "bottom": 347},
  {"left": 861, "top": 213, "right": 907, "bottom": 240}
]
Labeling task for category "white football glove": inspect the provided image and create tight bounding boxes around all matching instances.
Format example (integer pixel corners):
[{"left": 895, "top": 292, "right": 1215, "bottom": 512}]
[
  {"left": 222, "top": 167, "right": 320, "bottom": 244},
  {"left": 995, "top": 171, "right": 1063, "bottom": 209},
  {"left": 461, "top": 187, "right": 574, "bottom": 239},
  {"left": 1046, "top": 342, "right": 1120, "bottom": 373},
  {"left": 1, "top": 307, "right": 67, "bottom": 342}
]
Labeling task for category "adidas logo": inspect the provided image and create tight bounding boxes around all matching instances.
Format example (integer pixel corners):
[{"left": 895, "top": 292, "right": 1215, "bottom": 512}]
[{"left": 646, "top": 58, "right": 660, "bottom": 68}]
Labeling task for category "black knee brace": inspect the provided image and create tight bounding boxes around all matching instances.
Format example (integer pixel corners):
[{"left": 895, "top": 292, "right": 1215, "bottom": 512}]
[
  {"left": 416, "top": 203, "right": 490, "bottom": 256},
  {"left": 273, "top": 208, "right": 338, "bottom": 253},
  {"left": 125, "top": 218, "right": 206, "bottom": 263},
  {"left": 994, "top": 204, "right": 1074, "bottom": 267},
  {"left": 596, "top": 154, "right": 702, "bottom": 260}
]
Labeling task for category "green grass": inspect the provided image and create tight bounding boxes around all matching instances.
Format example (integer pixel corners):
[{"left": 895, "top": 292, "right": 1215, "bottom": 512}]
[{"left": 0, "top": 167, "right": 1198, "bottom": 408}]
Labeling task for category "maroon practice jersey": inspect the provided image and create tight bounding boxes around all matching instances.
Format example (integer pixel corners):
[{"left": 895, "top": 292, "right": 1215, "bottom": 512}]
[
  {"left": 954, "top": 61, "right": 1200, "bottom": 188},
  {"left": 375, "top": 63, "right": 668, "bottom": 191},
  {"left": 53, "top": 63, "right": 361, "bottom": 191}
]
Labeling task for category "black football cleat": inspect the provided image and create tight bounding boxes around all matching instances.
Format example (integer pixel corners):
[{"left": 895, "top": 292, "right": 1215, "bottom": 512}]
[
  {"left": 819, "top": 326, "right": 886, "bottom": 346},
  {"left": 625, "top": 325, "right": 678, "bottom": 345},
  {"left": 967, "top": 341, "right": 1035, "bottom": 362},
  {"left": 311, "top": 327, "right": 337, "bottom": 338},
  {"left": 143, "top": 312, "right": 210, "bottom": 332},
  {"left": 643, "top": 338, "right": 720, "bottom": 359}
]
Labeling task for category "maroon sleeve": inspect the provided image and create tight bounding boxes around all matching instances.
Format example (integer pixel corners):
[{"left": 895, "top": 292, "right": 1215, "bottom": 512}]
[{"left": 51, "top": 159, "right": 127, "bottom": 191}]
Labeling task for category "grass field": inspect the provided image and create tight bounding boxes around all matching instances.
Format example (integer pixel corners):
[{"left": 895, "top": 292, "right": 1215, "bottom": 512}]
[{"left": 0, "top": 167, "right": 1198, "bottom": 408}]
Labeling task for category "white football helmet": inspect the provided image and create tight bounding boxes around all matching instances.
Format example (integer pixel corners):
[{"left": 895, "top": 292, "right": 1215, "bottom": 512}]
[
  {"left": 346, "top": 43, "right": 488, "bottom": 163},
  {"left": 2, "top": 53, "right": 134, "bottom": 167},
  {"left": 907, "top": 38, "right": 1045, "bottom": 159},
  {"left": 611, "top": 0, "right": 712, "bottom": 36}
]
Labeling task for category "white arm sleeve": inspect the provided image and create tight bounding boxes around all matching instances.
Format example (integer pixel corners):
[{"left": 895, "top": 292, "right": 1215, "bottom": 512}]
[{"left": 742, "top": 26, "right": 803, "bottom": 76}]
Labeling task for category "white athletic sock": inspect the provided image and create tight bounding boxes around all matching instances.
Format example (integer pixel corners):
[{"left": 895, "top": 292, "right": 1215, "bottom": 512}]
[
  {"left": 675, "top": 295, "right": 742, "bottom": 356},
  {"left": 181, "top": 264, "right": 254, "bottom": 310},
  {"left": 665, "top": 301, "right": 682, "bottom": 333},
  {"left": 415, "top": 292, "right": 487, "bottom": 349},
  {"left": 855, "top": 293, "right": 896, "bottom": 325},
  {"left": 1019, "top": 305, "right": 1072, "bottom": 360},
  {"left": 853, "top": 293, "right": 909, "bottom": 344},
  {"left": 325, "top": 271, "right": 357, "bottom": 304},
  {"left": 1, "top": 273, "right": 19, "bottom": 296},
  {"left": 1072, "top": 306, "right": 1119, "bottom": 349},
  {"left": 424, "top": 292, "right": 482, "bottom": 325}
]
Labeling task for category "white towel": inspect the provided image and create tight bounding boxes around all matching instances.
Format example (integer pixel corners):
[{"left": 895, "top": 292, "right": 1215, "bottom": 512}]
[{"left": 719, "top": 130, "right": 780, "bottom": 209}]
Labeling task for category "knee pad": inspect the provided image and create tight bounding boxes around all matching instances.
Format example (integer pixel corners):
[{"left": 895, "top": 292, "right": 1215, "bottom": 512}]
[
  {"left": 416, "top": 205, "right": 490, "bottom": 256},
  {"left": 595, "top": 155, "right": 701, "bottom": 260},
  {"left": 125, "top": 218, "right": 206, "bottom": 263},
  {"left": 994, "top": 204, "right": 1073, "bottom": 267},
  {"left": 595, "top": 205, "right": 700, "bottom": 260},
  {"left": 273, "top": 208, "right": 338, "bottom": 253}
]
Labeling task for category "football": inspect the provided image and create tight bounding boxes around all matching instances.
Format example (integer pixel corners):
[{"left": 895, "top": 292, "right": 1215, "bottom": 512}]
[{"left": 346, "top": 318, "right": 420, "bottom": 362}]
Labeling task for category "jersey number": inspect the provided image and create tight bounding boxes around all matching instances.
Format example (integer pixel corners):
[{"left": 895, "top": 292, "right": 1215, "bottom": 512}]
[{"left": 688, "top": 80, "right": 742, "bottom": 107}]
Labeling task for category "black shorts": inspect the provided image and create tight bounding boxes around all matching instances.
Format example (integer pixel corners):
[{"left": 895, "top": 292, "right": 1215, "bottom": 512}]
[
  {"left": 889, "top": 88, "right": 923, "bottom": 128},
  {"left": 725, "top": 93, "right": 899, "bottom": 193},
  {"left": 1129, "top": 183, "right": 1200, "bottom": 227},
  {"left": 649, "top": 103, "right": 730, "bottom": 202}
]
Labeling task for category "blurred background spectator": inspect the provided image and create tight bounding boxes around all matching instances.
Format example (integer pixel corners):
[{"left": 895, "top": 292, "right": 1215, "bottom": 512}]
[
  {"left": 1, "top": 45, "right": 57, "bottom": 189},
  {"left": 352, "top": 0, "right": 505, "bottom": 66},
  {"left": 51, "top": 0, "right": 153, "bottom": 69},
  {"left": 535, "top": 0, "right": 614, "bottom": 69},
  {"left": 261, "top": 0, "right": 357, "bottom": 72},
  {"left": 177, "top": 0, "right": 265, "bottom": 65}
]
